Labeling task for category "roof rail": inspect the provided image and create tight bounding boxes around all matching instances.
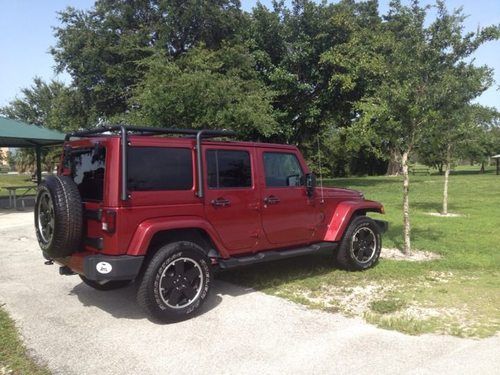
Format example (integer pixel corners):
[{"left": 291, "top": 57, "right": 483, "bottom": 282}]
[
  {"left": 64, "top": 125, "right": 235, "bottom": 141},
  {"left": 64, "top": 125, "right": 237, "bottom": 200}
]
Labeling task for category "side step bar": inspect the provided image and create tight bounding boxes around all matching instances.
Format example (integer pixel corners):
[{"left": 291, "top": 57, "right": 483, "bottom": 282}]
[{"left": 218, "top": 242, "right": 338, "bottom": 269}]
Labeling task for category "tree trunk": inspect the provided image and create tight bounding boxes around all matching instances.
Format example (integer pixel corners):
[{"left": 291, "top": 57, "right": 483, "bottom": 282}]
[
  {"left": 401, "top": 151, "right": 411, "bottom": 255},
  {"left": 442, "top": 144, "right": 452, "bottom": 215},
  {"left": 442, "top": 164, "right": 450, "bottom": 215},
  {"left": 480, "top": 161, "right": 485, "bottom": 174},
  {"left": 386, "top": 149, "right": 402, "bottom": 176},
  {"left": 437, "top": 162, "right": 443, "bottom": 175}
]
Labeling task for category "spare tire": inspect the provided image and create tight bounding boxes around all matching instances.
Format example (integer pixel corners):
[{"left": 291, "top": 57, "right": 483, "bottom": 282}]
[{"left": 34, "top": 175, "right": 83, "bottom": 258}]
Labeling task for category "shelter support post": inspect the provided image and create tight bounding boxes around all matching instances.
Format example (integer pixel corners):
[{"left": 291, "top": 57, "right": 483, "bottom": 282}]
[
  {"left": 36, "top": 145, "right": 42, "bottom": 184},
  {"left": 496, "top": 159, "right": 499, "bottom": 175}
]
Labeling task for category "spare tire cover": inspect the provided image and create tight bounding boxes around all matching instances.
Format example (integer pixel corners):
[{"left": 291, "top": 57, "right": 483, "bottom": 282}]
[{"left": 34, "top": 175, "right": 83, "bottom": 258}]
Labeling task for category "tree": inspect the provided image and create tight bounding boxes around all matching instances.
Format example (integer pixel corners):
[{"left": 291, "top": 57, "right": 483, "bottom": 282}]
[
  {"left": 126, "top": 44, "right": 277, "bottom": 137},
  {"left": 250, "top": 0, "right": 386, "bottom": 172},
  {"left": 51, "top": 0, "right": 246, "bottom": 120},
  {"left": 424, "top": 2, "right": 499, "bottom": 215},
  {"left": 0, "top": 77, "right": 90, "bottom": 131},
  {"left": 0, "top": 78, "right": 89, "bottom": 173},
  {"left": 351, "top": 1, "right": 436, "bottom": 254},
  {"left": 459, "top": 108, "right": 500, "bottom": 171},
  {"left": 6, "top": 151, "right": 16, "bottom": 170},
  {"left": 349, "top": 0, "right": 499, "bottom": 254}
]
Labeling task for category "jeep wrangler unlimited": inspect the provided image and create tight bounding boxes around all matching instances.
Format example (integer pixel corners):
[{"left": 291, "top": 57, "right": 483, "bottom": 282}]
[{"left": 35, "top": 126, "right": 387, "bottom": 322}]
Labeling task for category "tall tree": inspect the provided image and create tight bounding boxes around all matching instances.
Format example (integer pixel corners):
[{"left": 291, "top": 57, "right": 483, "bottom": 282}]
[
  {"left": 125, "top": 44, "right": 277, "bottom": 137},
  {"left": 250, "top": 0, "right": 386, "bottom": 172},
  {"left": 349, "top": 0, "right": 499, "bottom": 254},
  {"left": 51, "top": 0, "right": 246, "bottom": 120},
  {"left": 425, "top": 1, "right": 499, "bottom": 215},
  {"left": 352, "top": 1, "right": 435, "bottom": 254}
]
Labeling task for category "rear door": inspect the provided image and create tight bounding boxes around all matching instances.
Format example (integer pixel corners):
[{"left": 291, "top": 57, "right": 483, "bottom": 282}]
[
  {"left": 259, "top": 149, "right": 317, "bottom": 245},
  {"left": 203, "top": 146, "right": 261, "bottom": 254}
]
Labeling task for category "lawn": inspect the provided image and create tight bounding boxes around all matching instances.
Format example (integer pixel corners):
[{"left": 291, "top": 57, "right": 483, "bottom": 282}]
[
  {"left": 220, "top": 165, "right": 500, "bottom": 337},
  {"left": 0, "top": 174, "right": 35, "bottom": 197},
  {"left": 0, "top": 307, "right": 49, "bottom": 375}
]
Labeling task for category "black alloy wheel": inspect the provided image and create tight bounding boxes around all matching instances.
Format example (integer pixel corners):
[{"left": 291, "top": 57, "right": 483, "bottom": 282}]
[
  {"left": 158, "top": 257, "right": 204, "bottom": 309},
  {"left": 336, "top": 216, "right": 382, "bottom": 271},
  {"left": 137, "top": 241, "right": 212, "bottom": 322}
]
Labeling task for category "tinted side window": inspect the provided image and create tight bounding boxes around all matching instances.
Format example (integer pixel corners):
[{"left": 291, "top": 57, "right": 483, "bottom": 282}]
[
  {"left": 263, "top": 152, "right": 304, "bottom": 187},
  {"left": 207, "top": 150, "right": 252, "bottom": 189},
  {"left": 128, "top": 147, "right": 193, "bottom": 191},
  {"left": 71, "top": 147, "right": 106, "bottom": 201}
]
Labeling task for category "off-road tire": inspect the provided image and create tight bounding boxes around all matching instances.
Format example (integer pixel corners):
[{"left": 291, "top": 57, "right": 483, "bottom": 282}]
[
  {"left": 34, "top": 175, "right": 83, "bottom": 258},
  {"left": 79, "top": 275, "right": 131, "bottom": 291},
  {"left": 137, "top": 241, "right": 212, "bottom": 323},
  {"left": 336, "top": 216, "right": 381, "bottom": 271}
]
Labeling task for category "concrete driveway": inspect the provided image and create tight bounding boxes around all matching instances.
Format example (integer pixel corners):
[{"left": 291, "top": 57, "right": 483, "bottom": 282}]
[{"left": 0, "top": 210, "right": 499, "bottom": 375}]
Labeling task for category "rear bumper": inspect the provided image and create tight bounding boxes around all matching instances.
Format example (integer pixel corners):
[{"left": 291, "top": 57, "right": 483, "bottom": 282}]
[
  {"left": 374, "top": 219, "right": 389, "bottom": 234},
  {"left": 83, "top": 255, "right": 144, "bottom": 281}
]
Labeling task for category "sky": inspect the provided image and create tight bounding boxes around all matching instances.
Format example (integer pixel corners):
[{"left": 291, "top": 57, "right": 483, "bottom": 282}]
[{"left": 0, "top": 0, "right": 498, "bottom": 110}]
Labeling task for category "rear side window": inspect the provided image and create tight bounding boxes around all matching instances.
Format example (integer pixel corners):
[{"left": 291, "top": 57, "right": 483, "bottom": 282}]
[
  {"left": 263, "top": 152, "right": 304, "bottom": 187},
  {"left": 206, "top": 150, "right": 252, "bottom": 189},
  {"left": 70, "top": 147, "right": 106, "bottom": 201},
  {"left": 128, "top": 147, "right": 193, "bottom": 191}
]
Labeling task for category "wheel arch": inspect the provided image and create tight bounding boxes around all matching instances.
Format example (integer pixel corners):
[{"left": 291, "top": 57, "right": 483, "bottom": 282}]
[
  {"left": 127, "top": 216, "right": 227, "bottom": 259},
  {"left": 323, "top": 200, "right": 384, "bottom": 242}
]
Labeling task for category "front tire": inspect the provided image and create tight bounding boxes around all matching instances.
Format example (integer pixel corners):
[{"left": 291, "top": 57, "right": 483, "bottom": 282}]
[
  {"left": 336, "top": 216, "right": 381, "bottom": 271},
  {"left": 137, "top": 241, "right": 212, "bottom": 322}
]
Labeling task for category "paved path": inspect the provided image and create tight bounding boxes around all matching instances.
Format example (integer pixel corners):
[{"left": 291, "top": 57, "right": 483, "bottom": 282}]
[{"left": 0, "top": 210, "right": 499, "bottom": 375}]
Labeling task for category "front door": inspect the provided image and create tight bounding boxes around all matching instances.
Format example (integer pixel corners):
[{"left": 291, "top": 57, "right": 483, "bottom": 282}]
[
  {"left": 204, "top": 147, "right": 261, "bottom": 254},
  {"left": 259, "top": 150, "right": 317, "bottom": 245}
]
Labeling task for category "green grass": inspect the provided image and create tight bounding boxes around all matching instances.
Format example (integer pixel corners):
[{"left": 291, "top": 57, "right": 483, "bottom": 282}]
[
  {"left": 0, "top": 307, "right": 49, "bottom": 375},
  {"left": 0, "top": 174, "right": 35, "bottom": 197},
  {"left": 220, "top": 165, "right": 500, "bottom": 337}
]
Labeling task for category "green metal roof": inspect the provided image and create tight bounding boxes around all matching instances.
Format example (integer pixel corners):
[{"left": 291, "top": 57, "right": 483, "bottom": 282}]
[{"left": 0, "top": 116, "right": 65, "bottom": 147}]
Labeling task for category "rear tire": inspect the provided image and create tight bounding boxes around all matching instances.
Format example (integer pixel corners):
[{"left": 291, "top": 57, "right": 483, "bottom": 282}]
[
  {"left": 34, "top": 176, "right": 82, "bottom": 258},
  {"left": 137, "top": 241, "right": 212, "bottom": 322},
  {"left": 336, "top": 216, "right": 381, "bottom": 271},
  {"left": 79, "top": 275, "right": 131, "bottom": 291}
]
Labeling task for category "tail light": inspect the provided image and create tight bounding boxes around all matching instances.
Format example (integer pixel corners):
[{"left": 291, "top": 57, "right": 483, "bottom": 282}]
[{"left": 101, "top": 209, "right": 116, "bottom": 233}]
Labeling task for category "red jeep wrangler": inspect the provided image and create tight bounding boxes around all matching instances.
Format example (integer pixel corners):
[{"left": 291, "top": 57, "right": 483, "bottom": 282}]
[{"left": 35, "top": 126, "right": 387, "bottom": 322}]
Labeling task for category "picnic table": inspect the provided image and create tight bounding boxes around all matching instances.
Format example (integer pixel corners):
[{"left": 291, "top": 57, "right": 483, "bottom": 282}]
[
  {"left": 409, "top": 165, "right": 431, "bottom": 175},
  {"left": 4, "top": 185, "right": 37, "bottom": 210}
]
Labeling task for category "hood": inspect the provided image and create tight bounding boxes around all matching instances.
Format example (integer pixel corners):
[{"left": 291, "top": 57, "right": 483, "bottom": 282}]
[{"left": 316, "top": 187, "right": 364, "bottom": 200}]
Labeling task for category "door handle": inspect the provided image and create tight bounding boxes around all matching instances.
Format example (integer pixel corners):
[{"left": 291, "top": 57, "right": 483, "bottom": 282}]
[
  {"left": 211, "top": 197, "right": 231, "bottom": 207},
  {"left": 264, "top": 195, "right": 280, "bottom": 205}
]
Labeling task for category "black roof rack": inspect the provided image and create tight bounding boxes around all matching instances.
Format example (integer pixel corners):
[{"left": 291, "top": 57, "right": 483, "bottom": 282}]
[
  {"left": 64, "top": 125, "right": 237, "bottom": 200},
  {"left": 64, "top": 125, "right": 235, "bottom": 141}
]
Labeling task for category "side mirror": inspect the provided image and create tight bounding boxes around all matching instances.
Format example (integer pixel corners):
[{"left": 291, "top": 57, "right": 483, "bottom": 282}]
[{"left": 304, "top": 173, "right": 316, "bottom": 197}]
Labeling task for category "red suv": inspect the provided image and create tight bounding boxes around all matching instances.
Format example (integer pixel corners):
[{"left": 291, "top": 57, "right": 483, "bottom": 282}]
[{"left": 35, "top": 126, "right": 387, "bottom": 322}]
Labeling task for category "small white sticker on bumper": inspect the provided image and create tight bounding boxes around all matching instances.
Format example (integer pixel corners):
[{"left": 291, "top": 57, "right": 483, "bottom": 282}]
[{"left": 96, "top": 262, "right": 112, "bottom": 274}]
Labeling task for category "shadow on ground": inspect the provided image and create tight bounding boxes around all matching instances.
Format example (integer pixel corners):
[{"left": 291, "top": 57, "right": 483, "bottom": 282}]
[
  {"left": 384, "top": 224, "right": 443, "bottom": 249},
  {"left": 218, "top": 249, "right": 340, "bottom": 290},
  {"left": 68, "top": 251, "right": 339, "bottom": 321},
  {"left": 68, "top": 279, "right": 252, "bottom": 322}
]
